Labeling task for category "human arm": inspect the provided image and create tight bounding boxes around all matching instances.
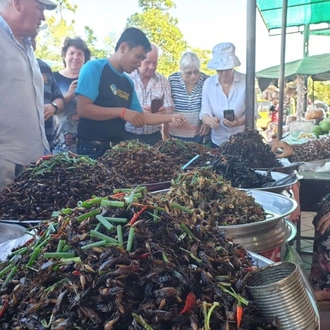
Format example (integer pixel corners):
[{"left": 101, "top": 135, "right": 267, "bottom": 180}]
[
  {"left": 200, "top": 83, "right": 220, "bottom": 129},
  {"left": 76, "top": 95, "right": 145, "bottom": 127},
  {"left": 44, "top": 70, "right": 65, "bottom": 120},
  {"left": 44, "top": 97, "right": 65, "bottom": 121},
  {"left": 271, "top": 137, "right": 330, "bottom": 162},
  {"left": 62, "top": 80, "right": 78, "bottom": 104},
  {"left": 316, "top": 211, "right": 330, "bottom": 235}
]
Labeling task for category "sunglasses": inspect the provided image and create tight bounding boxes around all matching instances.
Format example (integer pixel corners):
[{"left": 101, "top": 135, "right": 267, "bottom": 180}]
[{"left": 183, "top": 70, "right": 200, "bottom": 77}]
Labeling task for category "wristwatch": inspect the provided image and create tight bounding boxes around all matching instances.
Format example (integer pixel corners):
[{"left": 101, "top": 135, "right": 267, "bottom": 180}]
[{"left": 51, "top": 102, "right": 58, "bottom": 114}]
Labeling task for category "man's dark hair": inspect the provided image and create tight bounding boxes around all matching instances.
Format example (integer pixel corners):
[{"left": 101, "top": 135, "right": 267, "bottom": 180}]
[
  {"left": 115, "top": 27, "right": 151, "bottom": 52},
  {"left": 61, "top": 37, "right": 91, "bottom": 67}
]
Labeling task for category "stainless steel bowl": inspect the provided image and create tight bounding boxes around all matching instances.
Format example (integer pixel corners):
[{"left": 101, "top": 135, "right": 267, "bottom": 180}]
[
  {"left": 223, "top": 218, "right": 296, "bottom": 252},
  {"left": 250, "top": 170, "right": 299, "bottom": 194},
  {"left": 218, "top": 189, "right": 298, "bottom": 231},
  {"left": 0, "top": 222, "right": 26, "bottom": 244}
]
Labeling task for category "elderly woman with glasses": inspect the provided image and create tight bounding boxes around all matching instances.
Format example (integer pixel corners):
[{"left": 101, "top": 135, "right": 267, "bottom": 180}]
[
  {"left": 200, "top": 42, "right": 256, "bottom": 148},
  {"left": 167, "top": 52, "right": 210, "bottom": 143}
]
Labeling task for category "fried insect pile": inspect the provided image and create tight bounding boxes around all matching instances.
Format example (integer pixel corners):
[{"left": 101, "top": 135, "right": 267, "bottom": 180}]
[
  {"left": 0, "top": 154, "right": 129, "bottom": 220},
  {"left": 165, "top": 169, "right": 266, "bottom": 225},
  {"left": 219, "top": 129, "right": 282, "bottom": 169},
  {"left": 99, "top": 141, "right": 180, "bottom": 184},
  {"left": 0, "top": 188, "right": 278, "bottom": 329}
]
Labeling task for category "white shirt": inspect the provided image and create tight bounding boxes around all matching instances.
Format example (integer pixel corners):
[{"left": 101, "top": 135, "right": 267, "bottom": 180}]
[{"left": 200, "top": 71, "right": 247, "bottom": 146}]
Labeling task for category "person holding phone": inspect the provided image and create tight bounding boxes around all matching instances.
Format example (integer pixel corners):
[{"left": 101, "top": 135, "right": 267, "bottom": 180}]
[
  {"left": 53, "top": 37, "right": 91, "bottom": 154},
  {"left": 200, "top": 42, "right": 256, "bottom": 147},
  {"left": 124, "top": 44, "right": 174, "bottom": 145}
]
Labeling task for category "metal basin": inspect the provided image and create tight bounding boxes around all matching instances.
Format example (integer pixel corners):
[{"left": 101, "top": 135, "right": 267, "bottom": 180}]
[
  {"left": 223, "top": 218, "right": 296, "bottom": 252},
  {"left": 132, "top": 181, "right": 171, "bottom": 191},
  {"left": 218, "top": 189, "right": 298, "bottom": 230},
  {"left": 0, "top": 222, "right": 26, "bottom": 244},
  {"left": 248, "top": 170, "right": 299, "bottom": 194}
]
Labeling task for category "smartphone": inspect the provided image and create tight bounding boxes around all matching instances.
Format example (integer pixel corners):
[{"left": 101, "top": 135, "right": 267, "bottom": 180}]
[
  {"left": 224, "top": 109, "right": 235, "bottom": 122},
  {"left": 151, "top": 94, "right": 164, "bottom": 113}
]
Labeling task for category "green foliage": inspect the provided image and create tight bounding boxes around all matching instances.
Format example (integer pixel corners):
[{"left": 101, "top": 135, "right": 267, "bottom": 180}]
[
  {"left": 127, "top": 0, "right": 212, "bottom": 77},
  {"left": 310, "top": 81, "right": 330, "bottom": 105},
  {"left": 127, "top": 7, "right": 187, "bottom": 76}
]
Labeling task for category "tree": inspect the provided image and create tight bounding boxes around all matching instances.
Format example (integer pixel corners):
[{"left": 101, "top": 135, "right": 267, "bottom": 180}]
[
  {"left": 310, "top": 81, "right": 330, "bottom": 105},
  {"left": 35, "top": 0, "right": 77, "bottom": 62},
  {"left": 127, "top": 0, "right": 187, "bottom": 76}
]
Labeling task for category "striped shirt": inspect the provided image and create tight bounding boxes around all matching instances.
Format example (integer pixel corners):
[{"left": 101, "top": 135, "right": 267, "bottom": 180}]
[
  {"left": 168, "top": 72, "right": 208, "bottom": 138},
  {"left": 36, "top": 59, "right": 64, "bottom": 150},
  {"left": 125, "top": 70, "right": 173, "bottom": 135}
]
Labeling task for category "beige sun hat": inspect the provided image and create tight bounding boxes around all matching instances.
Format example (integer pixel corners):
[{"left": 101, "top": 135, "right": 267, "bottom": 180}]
[{"left": 207, "top": 42, "right": 241, "bottom": 70}]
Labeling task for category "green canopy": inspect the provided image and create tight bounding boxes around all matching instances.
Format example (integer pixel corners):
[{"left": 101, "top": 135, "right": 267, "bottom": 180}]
[
  {"left": 256, "top": 53, "right": 330, "bottom": 90},
  {"left": 257, "top": 0, "right": 330, "bottom": 31}
]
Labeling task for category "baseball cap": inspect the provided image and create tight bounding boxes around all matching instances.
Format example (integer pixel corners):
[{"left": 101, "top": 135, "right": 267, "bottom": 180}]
[{"left": 37, "top": 0, "right": 57, "bottom": 10}]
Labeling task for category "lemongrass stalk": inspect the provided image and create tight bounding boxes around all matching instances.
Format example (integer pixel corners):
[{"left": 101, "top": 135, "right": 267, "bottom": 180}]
[
  {"left": 171, "top": 202, "right": 193, "bottom": 214},
  {"left": 81, "top": 240, "right": 107, "bottom": 251},
  {"left": 117, "top": 225, "right": 123, "bottom": 247},
  {"left": 0, "top": 263, "right": 13, "bottom": 277},
  {"left": 90, "top": 230, "right": 118, "bottom": 244},
  {"left": 76, "top": 209, "right": 101, "bottom": 222},
  {"left": 1, "top": 265, "right": 18, "bottom": 289},
  {"left": 56, "top": 239, "right": 65, "bottom": 252},
  {"left": 96, "top": 214, "right": 115, "bottom": 232},
  {"left": 103, "top": 217, "right": 128, "bottom": 223},
  {"left": 26, "top": 246, "right": 41, "bottom": 267},
  {"left": 126, "top": 227, "right": 135, "bottom": 252},
  {"left": 44, "top": 252, "right": 75, "bottom": 259}
]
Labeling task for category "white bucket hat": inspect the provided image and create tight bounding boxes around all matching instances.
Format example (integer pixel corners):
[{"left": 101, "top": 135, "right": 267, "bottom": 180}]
[{"left": 207, "top": 42, "right": 241, "bottom": 70}]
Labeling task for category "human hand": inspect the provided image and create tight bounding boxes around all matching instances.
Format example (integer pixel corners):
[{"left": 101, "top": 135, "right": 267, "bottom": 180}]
[
  {"left": 162, "top": 123, "right": 170, "bottom": 140},
  {"left": 124, "top": 109, "right": 145, "bottom": 127},
  {"left": 44, "top": 103, "right": 56, "bottom": 121},
  {"left": 142, "top": 105, "right": 151, "bottom": 113},
  {"left": 67, "top": 80, "right": 78, "bottom": 99},
  {"left": 158, "top": 106, "right": 166, "bottom": 114},
  {"left": 223, "top": 116, "right": 240, "bottom": 127},
  {"left": 170, "top": 114, "right": 189, "bottom": 128},
  {"left": 271, "top": 139, "right": 294, "bottom": 158},
  {"left": 316, "top": 212, "right": 330, "bottom": 235},
  {"left": 209, "top": 116, "right": 220, "bottom": 129},
  {"left": 198, "top": 124, "right": 210, "bottom": 136}
]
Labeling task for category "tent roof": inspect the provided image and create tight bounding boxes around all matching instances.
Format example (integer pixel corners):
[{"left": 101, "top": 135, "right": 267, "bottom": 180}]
[
  {"left": 257, "top": 0, "right": 330, "bottom": 31},
  {"left": 256, "top": 53, "right": 330, "bottom": 90}
]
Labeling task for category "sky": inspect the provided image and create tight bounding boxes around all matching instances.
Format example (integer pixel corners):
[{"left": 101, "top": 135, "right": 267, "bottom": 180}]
[{"left": 61, "top": 0, "right": 330, "bottom": 72}]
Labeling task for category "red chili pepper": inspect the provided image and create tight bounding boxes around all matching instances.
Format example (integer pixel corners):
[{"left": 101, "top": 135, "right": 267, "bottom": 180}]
[
  {"left": 236, "top": 304, "right": 243, "bottom": 329},
  {"left": 0, "top": 300, "right": 8, "bottom": 318},
  {"left": 40, "top": 155, "right": 53, "bottom": 160},
  {"left": 137, "top": 252, "right": 150, "bottom": 259},
  {"left": 128, "top": 206, "right": 148, "bottom": 225},
  {"left": 72, "top": 270, "right": 81, "bottom": 276},
  {"left": 179, "top": 292, "right": 196, "bottom": 315},
  {"left": 110, "top": 192, "right": 126, "bottom": 199}
]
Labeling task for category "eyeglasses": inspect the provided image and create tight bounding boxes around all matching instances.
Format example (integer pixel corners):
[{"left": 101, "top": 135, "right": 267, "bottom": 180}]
[{"left": 183, "top": 70, "right": 200, "bottom": 77}]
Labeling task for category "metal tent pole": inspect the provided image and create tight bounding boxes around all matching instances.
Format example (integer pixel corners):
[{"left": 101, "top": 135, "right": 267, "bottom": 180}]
[
  {"left": 246, "top": 0, "right": 257, "bottom": 129},
  {"left": 278, "top": 0, "right": 288, "bottom": 140}
]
